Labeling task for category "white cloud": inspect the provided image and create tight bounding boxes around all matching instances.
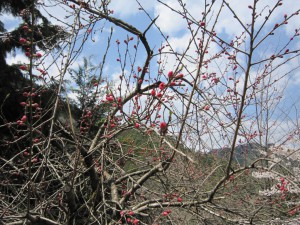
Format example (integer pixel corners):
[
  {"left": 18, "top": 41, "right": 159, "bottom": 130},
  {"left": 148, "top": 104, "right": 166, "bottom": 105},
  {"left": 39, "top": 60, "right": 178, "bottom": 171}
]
[
  {"left": 5, "top": 51, "right": 29, "bottom": 66},
  {"left": 109, "top": 0, "right": 155, "bottom": 18},
  {"left": 39, "top": 0, "right": 76, "bottom": 28},
  {"left": 0, "top": 13, "right": 21, "bottom": 24},
  {"left": 154, "top": 1, "right": 187, "bottom": 35},
  {"left": 154, "top": 0, "right": 299, "bottom": 38}
]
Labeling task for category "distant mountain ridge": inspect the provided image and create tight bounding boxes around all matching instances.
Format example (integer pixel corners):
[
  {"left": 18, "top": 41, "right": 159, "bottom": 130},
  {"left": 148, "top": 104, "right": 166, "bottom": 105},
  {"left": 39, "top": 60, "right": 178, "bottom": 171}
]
[{"left": 210, "top": 143, "right": 274, "bottom": 166}]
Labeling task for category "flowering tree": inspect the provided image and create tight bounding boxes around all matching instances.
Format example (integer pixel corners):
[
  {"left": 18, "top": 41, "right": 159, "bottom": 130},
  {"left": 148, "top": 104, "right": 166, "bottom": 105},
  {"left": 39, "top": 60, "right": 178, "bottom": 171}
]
[{"left": 1, "top": 0, "right": 300, "bottom": 224}]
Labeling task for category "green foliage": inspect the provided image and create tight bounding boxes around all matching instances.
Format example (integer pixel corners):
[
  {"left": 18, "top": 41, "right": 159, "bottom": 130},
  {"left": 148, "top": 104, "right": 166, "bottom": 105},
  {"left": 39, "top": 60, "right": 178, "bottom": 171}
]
[
  {"left": 0, "top": 0, "right": 68, "bottom": 126},
  {"left": 69, "top": 56, "right": 101, "bottom": 111},
  {"left": 0, "top": 1, "right": 67, "bottom": 61}
]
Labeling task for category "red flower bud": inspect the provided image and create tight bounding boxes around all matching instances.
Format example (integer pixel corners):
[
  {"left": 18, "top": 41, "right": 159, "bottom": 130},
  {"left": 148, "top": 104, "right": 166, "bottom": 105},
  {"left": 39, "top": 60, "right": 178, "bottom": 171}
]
[
  {"left": 157, "top": 92, "right": 163, "bottom": 98},
  {"left": 176, "top": 73, "right": 184, "bottom": 79},
  {"left": 151, "top": 89, "right": 156, "bottom": 96},
  {"left": 106, "top": 96, "right": 114, "bottom": 102},
  {"left": 160, "top": 121, "right": 167, "bottom": 131},
  {"left": 20, "top": 65, "right": 28, "bottom": 71},
  {"left": 36, "top": 52, "right": 42, "bottom": 58},
  {"left": 159, "top": 82, "right": 166, "bottom": 90},
  {"left": 203, "top": 105, "right": 210, "bottom": 111},
  {"left": 19, "top": 38, "right": 27, "bottom": 44}
]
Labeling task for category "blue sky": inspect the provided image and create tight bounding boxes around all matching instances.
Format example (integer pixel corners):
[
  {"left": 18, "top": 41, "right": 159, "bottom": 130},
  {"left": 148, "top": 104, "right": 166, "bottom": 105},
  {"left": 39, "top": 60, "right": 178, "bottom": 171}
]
[{"left": 1, "top": 0, "right": 300, "bottom": 149}]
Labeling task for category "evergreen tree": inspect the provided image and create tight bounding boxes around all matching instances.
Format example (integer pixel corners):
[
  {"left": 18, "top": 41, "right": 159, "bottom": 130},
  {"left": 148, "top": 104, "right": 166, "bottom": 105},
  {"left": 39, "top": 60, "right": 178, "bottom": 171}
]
[
  {"left": 69, "top": 56, "right": 109, "bottom": 131},
  {"left": 69, "top": 56, "right": 100, "bottom": 111},
  {"left": 0, "top": 0, "right": 67, "bottom": 123}
]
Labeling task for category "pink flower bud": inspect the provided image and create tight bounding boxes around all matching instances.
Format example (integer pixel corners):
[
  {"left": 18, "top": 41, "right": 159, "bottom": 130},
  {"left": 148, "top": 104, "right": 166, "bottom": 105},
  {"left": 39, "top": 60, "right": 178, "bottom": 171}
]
[
  {"left": 162, "top": 211, "right": 168, "bottom": 216},
  {"left": 31, "top": 157, "right": 38, "bottom": 163},
  {"left": 20, "top": 102, "right": 27, "bottom": 107},
  {"left": 32, "top": 103, "right": 39, "bottom": 108},
  {"left": 21, "top": 115, "right": 27, "bottom": 122}
]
